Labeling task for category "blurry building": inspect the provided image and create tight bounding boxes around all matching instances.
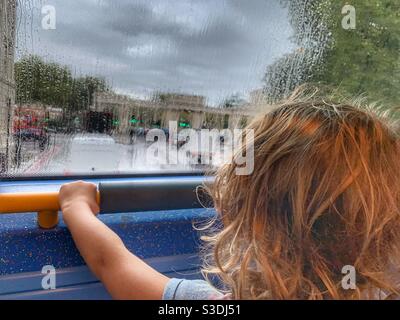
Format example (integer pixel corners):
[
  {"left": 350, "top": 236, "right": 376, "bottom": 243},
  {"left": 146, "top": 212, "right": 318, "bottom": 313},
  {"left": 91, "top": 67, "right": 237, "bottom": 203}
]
[{"left": 0, "top": 0, "right": 17, "bottom": 171}]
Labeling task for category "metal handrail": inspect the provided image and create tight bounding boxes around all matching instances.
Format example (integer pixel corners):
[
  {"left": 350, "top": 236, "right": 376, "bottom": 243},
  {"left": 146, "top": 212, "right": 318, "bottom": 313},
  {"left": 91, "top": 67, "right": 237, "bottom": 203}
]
[
  {"left": 0, "top": 191, "right": 101, "bottom": 229},
  {"left": 0, "top": 178, "right": 212, "bottom": 229},
  {"left": 0, "top": 192, "right": 63, "bottom": 213}
]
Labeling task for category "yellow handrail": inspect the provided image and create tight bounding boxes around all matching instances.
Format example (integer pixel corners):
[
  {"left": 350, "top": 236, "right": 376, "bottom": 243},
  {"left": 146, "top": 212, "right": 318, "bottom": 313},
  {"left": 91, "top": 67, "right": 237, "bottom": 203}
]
[
  {"left": 0, "top": 192, "right": 60, "bottom": 213},
  {"left": 0, "top": 191, "right": 100, "bottom": 229}
]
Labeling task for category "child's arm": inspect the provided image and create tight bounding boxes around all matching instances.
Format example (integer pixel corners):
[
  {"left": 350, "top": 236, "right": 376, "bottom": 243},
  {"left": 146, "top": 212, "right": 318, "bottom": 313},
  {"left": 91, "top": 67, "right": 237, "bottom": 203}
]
[{"left": 59, "top": 181, "right": 170, "bottom": 300}]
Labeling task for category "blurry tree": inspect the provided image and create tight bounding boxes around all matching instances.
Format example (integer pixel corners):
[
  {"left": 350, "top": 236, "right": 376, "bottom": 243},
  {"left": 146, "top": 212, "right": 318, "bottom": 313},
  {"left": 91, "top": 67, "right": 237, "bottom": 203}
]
[
  {"left": 15, "top": 55, "right": 109, "bottom": 112},
  {"left": 68, "top": 76, "right": 108, "bottom": 112},
  {"left": 264, "top": 0, "right": 400, "bottom": 107}
]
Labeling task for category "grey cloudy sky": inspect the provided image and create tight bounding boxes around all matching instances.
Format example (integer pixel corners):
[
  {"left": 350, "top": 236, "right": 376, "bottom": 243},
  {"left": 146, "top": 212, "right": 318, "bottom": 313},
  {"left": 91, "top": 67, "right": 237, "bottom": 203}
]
[{"left": 16, "top": 0, "right": 295, "bottom": 106}]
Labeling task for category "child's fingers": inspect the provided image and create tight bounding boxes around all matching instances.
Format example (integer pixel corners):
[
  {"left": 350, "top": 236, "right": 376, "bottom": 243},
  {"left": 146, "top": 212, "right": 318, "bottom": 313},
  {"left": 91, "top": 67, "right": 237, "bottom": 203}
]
[{"left": 59, "top": 181, "right": 99, "bottom": 208}]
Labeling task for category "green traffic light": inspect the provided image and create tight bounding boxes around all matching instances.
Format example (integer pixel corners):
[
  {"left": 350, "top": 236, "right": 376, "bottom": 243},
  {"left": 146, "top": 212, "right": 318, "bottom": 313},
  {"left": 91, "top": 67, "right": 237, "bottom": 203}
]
[{"left": 179, "top": 122, "right": 190, "bottom": 128}]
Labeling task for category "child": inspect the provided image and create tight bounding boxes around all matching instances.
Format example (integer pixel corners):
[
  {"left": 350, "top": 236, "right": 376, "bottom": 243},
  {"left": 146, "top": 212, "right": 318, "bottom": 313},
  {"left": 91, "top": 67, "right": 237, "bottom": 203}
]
[{"left": 59, "top": 95, "right": 400, "bottom": 300}]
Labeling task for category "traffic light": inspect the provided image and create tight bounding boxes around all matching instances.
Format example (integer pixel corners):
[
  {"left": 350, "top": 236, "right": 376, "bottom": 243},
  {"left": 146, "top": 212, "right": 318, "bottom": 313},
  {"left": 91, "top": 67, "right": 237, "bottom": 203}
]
[
  {"left": 130, "top": 116, "right": 139, "bottom": 124},
  {"left": 179, "top": 122, "right": 190, "bottom": 128}
]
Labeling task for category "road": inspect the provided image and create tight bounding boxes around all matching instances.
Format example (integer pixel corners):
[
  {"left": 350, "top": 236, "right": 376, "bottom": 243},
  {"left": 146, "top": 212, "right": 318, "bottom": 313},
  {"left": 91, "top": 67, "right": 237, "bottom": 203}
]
[{"left": 15, "top": 133, "right": 221, "bottom": 175}]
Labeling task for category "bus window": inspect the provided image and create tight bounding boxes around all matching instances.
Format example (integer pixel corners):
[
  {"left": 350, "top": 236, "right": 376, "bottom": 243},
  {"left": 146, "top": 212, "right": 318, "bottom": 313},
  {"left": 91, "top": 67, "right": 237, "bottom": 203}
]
[{"left": 0, "top": 0, "right": 398, "bottom": 177}]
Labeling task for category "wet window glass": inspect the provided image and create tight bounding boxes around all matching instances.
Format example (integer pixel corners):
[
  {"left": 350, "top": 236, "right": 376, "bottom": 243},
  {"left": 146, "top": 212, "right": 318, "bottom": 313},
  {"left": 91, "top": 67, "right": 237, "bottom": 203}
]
[{"left": 0, "top": 0, "right": 399, "bottom": 176}]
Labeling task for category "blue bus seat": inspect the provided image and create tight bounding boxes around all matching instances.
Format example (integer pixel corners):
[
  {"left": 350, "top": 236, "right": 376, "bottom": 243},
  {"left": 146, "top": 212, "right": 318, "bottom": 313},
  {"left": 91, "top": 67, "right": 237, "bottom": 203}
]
[{"left": 0, "top": 208, "right": 215, "bottom": 299}]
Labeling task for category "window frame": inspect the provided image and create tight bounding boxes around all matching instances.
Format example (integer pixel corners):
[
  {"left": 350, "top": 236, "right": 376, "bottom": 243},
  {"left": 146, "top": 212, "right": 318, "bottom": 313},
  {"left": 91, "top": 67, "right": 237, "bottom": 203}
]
[{"left": 0, "top": 169, "right": 208, "bottom": 182}]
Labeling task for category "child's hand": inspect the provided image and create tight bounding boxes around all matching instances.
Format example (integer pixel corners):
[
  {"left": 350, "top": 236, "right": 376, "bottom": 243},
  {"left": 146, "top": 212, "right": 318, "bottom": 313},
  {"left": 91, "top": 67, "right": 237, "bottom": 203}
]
[{"left": 59, "top": 181, "right": 99, "bottom": 216}]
